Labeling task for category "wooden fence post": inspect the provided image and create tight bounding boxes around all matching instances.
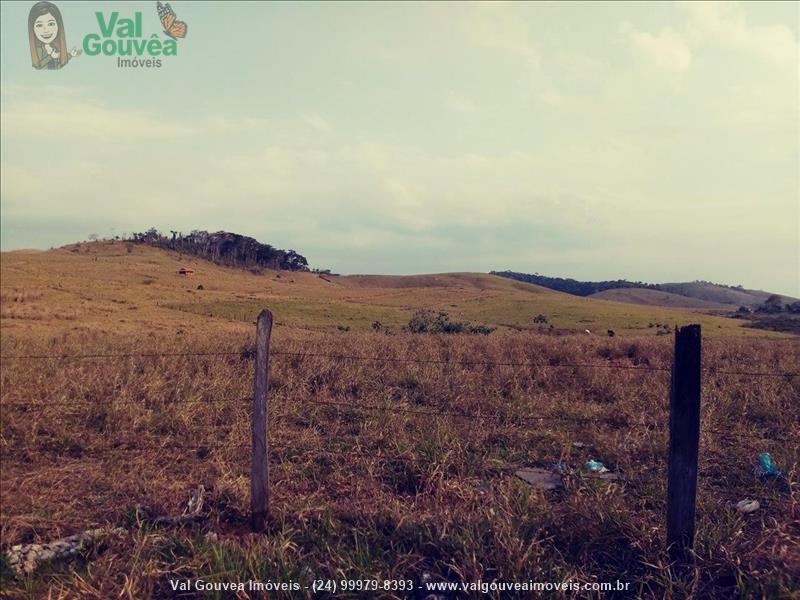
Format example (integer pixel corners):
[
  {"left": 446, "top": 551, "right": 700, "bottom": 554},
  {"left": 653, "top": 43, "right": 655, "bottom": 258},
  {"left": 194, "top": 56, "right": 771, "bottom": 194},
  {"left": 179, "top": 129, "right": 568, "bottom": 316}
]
[
  {"left": 667, "top": 324, "right": 702, "bottom": 561},
  {"left": 251, "top": 309, "right": 273, "bottom": 532}
]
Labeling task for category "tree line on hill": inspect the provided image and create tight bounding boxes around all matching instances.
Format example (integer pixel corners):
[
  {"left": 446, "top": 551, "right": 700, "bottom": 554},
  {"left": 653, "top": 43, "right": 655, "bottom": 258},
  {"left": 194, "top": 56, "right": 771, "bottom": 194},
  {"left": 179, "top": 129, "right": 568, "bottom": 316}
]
[
  {"left": 491, "top": 270, "right": 661, "bottom": 296},
  {"left": 127, "top": 228, "right": 309, "bottom": 272},
  {"left": 491, "top": 271, "right": 773, "bottom": 300}
]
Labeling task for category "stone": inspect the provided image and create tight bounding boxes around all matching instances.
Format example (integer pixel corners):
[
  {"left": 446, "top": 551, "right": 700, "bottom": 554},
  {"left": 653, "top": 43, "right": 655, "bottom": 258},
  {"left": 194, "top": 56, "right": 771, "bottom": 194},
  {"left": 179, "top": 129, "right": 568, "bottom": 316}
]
[{"left": 515, "top": 468, "right": 563, "bottom": 489}]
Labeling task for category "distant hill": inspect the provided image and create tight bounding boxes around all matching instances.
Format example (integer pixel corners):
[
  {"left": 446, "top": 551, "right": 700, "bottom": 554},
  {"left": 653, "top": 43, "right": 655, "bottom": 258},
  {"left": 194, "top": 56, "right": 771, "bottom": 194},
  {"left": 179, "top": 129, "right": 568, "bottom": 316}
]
[
  {"left": 493, "top": 271, "right": 797, "bottom": 309},
  {"left": 129, "top": 228, "right": 309, "bottom": 272},
  {"left": 589, "top": 288, "right": 729, "bottom": 310},
  {"left": 655, "top": 282, "right": 786, "bottom": 306}
]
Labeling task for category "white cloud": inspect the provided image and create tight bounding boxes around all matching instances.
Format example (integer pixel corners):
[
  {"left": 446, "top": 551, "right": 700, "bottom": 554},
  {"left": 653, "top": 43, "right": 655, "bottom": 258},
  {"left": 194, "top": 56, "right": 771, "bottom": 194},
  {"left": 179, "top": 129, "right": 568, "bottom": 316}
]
[
  {"left": 443, "top": 92, "right": 479, "bottom": 114},
  {"left": 537, "top": 89, "right": 564, "bottom": 106},
  {"left": 0, "top": 87, "right": 194, "bottom": 140},
  {"left": 460, "top": 2, "right": 540, "bottom": 68},
  {"left": 622, "top": 3, "right": 798, "bottom": 72},
  {"left": 622, "top": 23, "right": 693, "bottom": 71},
  {"left": 301, "top": 113, "right": 331, "bottom": 133},
  {"left": 204, "top": 115, "right": 271, "bottom": 133},
  {"left": 681, "top": 1, "right": 798, "bottom": 68}
]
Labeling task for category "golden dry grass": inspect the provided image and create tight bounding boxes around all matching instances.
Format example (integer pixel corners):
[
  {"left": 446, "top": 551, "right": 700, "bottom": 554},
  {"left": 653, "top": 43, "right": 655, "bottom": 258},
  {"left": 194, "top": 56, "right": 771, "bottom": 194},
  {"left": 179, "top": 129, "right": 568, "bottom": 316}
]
[{"left": 1, "top": 244, "right": 798, "bottom": 598}]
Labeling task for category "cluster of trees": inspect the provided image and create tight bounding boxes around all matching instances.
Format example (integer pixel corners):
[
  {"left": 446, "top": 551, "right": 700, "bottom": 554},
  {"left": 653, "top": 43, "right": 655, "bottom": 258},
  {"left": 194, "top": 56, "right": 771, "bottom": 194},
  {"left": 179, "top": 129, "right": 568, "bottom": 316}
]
[
  {"left": 689, "top": 280, "right": 745, "bottom": 291},
  {"left": 128, "top": 228, "right": 309, "bottom": 272},
  {"left": 492, "top": 271, "right": 766, "bottom": 302},
  {"left": 737, "top": 295, "right": 800, "bottom": 334},
  {"left": 491, "top": 271, "right": 660, "bottom": 297},
  {"left": 745, "top": 295, "right": 800, "bottom": 314}
]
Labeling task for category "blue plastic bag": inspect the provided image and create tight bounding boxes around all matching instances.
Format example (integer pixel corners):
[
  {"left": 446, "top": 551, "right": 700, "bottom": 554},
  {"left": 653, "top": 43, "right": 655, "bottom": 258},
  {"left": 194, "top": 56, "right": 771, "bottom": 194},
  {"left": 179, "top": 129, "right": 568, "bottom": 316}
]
[
  {"left": 585, "top": 459, "right": 608, "bottom": 473},
  {"left": 755, "top": 452, "right": 784, "bottom": 480}
]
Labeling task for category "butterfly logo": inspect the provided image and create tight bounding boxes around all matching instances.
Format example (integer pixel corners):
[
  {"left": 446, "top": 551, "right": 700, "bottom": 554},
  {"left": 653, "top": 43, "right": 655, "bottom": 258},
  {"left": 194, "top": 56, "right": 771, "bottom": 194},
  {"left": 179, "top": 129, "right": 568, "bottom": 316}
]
[{"left": 157, "top": 2, "right": 187, "bottom": 40}]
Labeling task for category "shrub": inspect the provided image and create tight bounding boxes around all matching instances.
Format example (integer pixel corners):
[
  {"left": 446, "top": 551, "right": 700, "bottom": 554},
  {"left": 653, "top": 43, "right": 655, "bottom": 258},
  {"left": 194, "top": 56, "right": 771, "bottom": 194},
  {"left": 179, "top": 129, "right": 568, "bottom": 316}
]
[{"left": 405, "top": 310, "right": 495, "bottom": 335}]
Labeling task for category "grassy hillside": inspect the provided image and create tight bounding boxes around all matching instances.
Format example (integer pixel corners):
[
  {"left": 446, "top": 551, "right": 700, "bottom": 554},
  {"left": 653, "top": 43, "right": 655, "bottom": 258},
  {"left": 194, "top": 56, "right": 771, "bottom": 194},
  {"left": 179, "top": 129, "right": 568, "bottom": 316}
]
[
  {"left": 2, "top": 242, "right": 798, "bottom": 598},
  {"left": 589, "top": 288, "right": 731, "bottom": 310},
  {"left": 0, "top": 242, "right": 788, "bottom": 339}
]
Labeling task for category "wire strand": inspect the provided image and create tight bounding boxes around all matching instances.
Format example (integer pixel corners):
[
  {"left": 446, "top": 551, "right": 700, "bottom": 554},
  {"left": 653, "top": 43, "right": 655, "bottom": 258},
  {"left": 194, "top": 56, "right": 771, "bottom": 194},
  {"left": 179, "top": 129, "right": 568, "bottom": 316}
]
[{"left": 1, "top": 349, "right": 795, "bottom": 378}]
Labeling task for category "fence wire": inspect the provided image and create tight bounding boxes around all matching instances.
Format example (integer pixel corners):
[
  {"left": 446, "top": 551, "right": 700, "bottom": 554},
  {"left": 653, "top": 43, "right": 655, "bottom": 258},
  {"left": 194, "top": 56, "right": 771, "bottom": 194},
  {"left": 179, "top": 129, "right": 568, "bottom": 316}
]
[
  {"left": 1, "top": 346, "right": 797, "bottom": 459},
  {"left": 1, "top": 349, "right": 797, "bottom": 378}
]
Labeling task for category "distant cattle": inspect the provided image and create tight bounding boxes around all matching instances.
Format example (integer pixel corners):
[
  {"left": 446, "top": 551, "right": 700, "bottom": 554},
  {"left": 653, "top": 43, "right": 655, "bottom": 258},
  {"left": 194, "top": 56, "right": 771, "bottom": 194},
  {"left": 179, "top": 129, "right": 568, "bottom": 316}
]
[{"left": 607, "top": 330, "right": 616, "bottom": 337}]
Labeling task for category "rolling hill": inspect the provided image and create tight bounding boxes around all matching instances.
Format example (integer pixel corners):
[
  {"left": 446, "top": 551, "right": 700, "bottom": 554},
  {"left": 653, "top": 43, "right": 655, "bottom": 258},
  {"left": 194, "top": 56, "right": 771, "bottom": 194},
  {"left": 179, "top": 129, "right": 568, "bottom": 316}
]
[
  {"left": 589, "top": 288, "right": 730, "bottom": 310},
  {"left": 656, "top": 282, "right": 794, "bottom": 306},
  {"left": 0, "top": 242, "right": 790, "bottom": 339}
]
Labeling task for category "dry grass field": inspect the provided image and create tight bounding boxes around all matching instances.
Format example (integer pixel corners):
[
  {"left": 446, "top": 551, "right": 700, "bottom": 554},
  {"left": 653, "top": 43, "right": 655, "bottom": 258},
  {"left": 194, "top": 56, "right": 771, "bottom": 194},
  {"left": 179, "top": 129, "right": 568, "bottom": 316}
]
[
  {"left": 1, "top": 243, "right": 798, "bottom": 598},
  {"left": 0, "top": 242, "right": 789, "bottom": 339}
]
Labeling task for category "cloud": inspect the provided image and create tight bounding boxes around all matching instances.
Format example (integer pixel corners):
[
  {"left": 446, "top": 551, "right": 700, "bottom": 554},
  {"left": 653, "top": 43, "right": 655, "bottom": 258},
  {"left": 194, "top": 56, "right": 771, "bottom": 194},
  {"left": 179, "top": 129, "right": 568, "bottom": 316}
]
[
  {"left": 460, "top": 2, "right": 540, "bottom": 68},
  {"left": 622, "top": 3, "right": 798, "bottom": 73},
  {"left": 681, "top": 1, "right": 798, "bottom": 68},
  {"left": 622, "top": 23, "right": 692, "bottom": 71},
  {"left": 0, "top": 86, "right": 194, "bottom": 141},
  {"left": 1, "top": 4, "right": 796, "bottom": 293},
  {"left": 301, "top": 113, "right": 331, "bottom": 133},
  {"left": 443, "top": 92, "right": 479, "bottom": 114},
  {"left": 204, "top": 115, "right": 272, "bottom": 133},
  {"left": 537, "top": 89, "right": 564, "bottom": 106}
]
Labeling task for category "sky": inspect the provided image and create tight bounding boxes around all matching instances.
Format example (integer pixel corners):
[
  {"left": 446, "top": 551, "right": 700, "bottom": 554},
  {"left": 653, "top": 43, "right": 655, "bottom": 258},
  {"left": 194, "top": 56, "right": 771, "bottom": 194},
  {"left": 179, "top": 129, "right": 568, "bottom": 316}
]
[{"left": 1, "top": 1, "right": 798, "bottom": 295}]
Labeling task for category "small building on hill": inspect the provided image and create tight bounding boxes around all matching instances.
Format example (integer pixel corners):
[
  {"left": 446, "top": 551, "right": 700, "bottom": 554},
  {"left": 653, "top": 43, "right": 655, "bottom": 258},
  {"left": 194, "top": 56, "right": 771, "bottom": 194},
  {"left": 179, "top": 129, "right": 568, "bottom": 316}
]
[{"left": 177, "top": 267, "right": 195, "bottom": 276}]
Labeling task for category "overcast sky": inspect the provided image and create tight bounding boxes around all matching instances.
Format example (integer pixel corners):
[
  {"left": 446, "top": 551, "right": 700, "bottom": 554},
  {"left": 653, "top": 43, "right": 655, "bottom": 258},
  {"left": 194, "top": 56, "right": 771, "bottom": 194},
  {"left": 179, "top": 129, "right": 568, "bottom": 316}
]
[{"left": 1, "top": 1, "right": 798, "bottom": 294}]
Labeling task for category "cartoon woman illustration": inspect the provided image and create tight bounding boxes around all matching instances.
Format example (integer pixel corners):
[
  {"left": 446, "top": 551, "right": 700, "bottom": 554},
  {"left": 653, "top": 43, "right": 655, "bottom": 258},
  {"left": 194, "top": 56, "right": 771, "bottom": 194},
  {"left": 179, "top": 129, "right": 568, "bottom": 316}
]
[{"left": 28, "top": 2, "right": 81, "bottom": 70}]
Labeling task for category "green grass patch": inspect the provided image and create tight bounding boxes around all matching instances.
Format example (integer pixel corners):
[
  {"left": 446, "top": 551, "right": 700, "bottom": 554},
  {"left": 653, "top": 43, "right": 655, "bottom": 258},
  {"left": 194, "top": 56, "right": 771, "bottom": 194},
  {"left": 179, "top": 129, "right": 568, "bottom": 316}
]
[
  {"left": 454, "top": 294, "right": 777, "bottom": 337},
  {"left": 164, "top": 297, "right": 408, "bottom": 331}
]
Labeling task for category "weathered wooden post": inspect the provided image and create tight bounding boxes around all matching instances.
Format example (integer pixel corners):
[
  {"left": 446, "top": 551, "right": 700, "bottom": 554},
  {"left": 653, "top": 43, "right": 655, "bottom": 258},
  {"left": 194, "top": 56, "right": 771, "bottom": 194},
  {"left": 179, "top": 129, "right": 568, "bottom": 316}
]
[
  {"left": 667, "top": 324, "right": 702, "bottom": 561},
  {"left": 251, "top": 309, "right": 273, "bottom": 532}
]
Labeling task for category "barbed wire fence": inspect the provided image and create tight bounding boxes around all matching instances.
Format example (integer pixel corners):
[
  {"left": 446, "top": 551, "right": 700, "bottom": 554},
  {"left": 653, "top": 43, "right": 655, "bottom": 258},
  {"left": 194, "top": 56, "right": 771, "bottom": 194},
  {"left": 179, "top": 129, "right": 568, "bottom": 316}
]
[
  {"left": 1, "top": 311, "right": 797, "bottom": 556},
  {"left": 1, "top": 347, "right": 796, "bottom": 444},
  {"left": 2, "top": 349, "right": 796, "bottom": 378}
]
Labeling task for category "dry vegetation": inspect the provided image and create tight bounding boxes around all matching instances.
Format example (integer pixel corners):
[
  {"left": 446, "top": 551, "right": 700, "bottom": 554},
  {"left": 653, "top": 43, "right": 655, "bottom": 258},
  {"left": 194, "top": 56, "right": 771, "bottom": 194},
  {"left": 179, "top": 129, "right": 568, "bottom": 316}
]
[
  {"left": 1, "top": 244, "right": 799, "bottom": 598},
  {"left": 0, "top": 243, "right": 787, "bottom": 339}
]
